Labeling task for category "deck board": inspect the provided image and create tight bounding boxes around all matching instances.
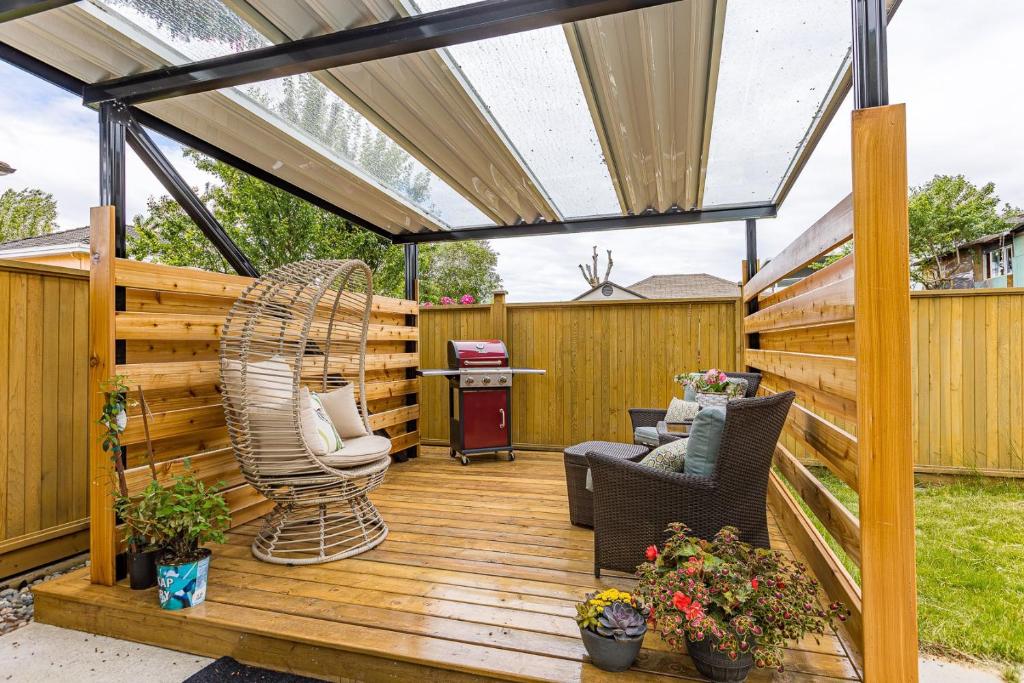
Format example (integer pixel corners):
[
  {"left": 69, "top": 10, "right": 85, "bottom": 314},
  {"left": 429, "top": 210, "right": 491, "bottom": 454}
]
[{"left": 34, "top": 446, "right": 860, "bottom": 681}]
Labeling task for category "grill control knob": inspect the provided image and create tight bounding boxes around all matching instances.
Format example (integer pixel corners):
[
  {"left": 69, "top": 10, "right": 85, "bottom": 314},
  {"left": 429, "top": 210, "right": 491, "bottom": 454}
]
[
  {"left": 498, "top": 376, "right": 508, "bottom": 384},
  {"left": 482, "top": 377, "right": 492, "bottom": 385},
  {"left": 465, "top": 377, "right": 475, "bottom": 385}
]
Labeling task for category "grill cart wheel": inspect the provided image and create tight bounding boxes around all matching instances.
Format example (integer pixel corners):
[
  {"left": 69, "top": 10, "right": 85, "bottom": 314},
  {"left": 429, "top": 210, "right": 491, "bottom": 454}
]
[
  {"left": 460, "top": 455, "right": 470, "bottom": 466},
  {"left": 509, "top": 451, "right": 516, "bottom": 461}
]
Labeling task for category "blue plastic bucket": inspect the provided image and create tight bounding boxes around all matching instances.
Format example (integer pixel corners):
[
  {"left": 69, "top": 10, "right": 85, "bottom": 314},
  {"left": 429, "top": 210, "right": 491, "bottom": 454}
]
[{"left": 157, "top": 550, "right": 211, "bottom": 610}]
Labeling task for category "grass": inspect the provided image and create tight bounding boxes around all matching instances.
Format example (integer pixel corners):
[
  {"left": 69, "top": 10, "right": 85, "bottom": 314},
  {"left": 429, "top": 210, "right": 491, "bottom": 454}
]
[{"left": 796, "top": 468, "right": 1024, "bottom": 665}]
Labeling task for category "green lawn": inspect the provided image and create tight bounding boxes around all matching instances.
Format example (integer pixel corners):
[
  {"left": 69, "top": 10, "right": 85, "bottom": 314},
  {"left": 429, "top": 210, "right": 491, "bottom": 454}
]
[{"left": 799, "top": 469, "right": 1024, "bottom": 665}]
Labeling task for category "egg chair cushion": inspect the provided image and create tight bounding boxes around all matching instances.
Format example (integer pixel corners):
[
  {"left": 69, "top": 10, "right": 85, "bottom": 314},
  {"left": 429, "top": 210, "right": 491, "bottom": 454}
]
[
  {"left": 318, "top": 384, "right": 369, "bottom": 438},
  {"left": 320, "top": 435, "right": 393, "bottom": 467},
  {"left": 299, "top": 387, "right": 344, "bottom": 455}
]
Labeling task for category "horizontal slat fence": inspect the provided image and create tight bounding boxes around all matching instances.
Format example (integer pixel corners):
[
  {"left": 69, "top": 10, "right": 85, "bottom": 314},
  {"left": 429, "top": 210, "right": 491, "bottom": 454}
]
[
  {"left": 420, "top": 294, "right": 742, "bottom": 448},
  {"left": 0, "top": 260, "right": 90, "bottom": 579},
  {"left": 87, "top": 207, "right": 420, "bottom": 585}
]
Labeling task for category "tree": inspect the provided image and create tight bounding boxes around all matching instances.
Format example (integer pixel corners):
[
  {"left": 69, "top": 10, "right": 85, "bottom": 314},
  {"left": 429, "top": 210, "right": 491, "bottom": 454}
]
[
  {"left": 578, "top": 245, "right": 613, "bottom": 287},
  {"left": 0, "top": 188, "right": 58, "bottom": 241},
  {"left": 908, "top": 175, "right": 1019, "bottom": 289}
]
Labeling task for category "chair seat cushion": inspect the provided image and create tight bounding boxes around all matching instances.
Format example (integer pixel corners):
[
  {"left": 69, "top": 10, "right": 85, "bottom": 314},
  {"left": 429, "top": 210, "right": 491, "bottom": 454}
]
[
  {"left": 638, "top": 438, "right": 688, "bottom": 473},
  {"left": 320, "top": 434, "right": 393, "bottom": 467},
  {"left": 633, "top": 426, "right": 660, "bottom": 447},
  {"left": 684, "top": 406, "right": 727, "bottom": 478}
]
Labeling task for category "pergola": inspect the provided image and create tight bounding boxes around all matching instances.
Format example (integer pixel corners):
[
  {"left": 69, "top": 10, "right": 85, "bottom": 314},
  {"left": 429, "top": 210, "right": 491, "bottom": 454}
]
[{"left": 1, "top": 0, "right": 916, "bottom": 680}]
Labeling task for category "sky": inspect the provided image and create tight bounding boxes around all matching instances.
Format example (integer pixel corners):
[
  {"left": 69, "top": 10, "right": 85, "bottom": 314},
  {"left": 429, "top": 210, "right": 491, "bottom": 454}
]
[{"left": 1, "top": 0, "right": 1022, "bottom": 301}]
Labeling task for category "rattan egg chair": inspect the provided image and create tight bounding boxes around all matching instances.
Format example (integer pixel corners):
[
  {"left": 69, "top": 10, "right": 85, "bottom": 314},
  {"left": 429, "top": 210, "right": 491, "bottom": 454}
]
[{"left": 219, "top": 259, "right": 391, "bottom": 565}]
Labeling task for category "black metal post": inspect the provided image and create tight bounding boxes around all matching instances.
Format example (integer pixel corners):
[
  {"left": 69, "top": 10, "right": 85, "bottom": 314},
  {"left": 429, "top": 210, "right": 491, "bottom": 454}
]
[
  {"left": 0, "top": 0, "right": 75, "bottom": 24},
  {"left": 851, "top": 0, "right": 889, "bottom": 109},
  {"left": 123, "top": 112, "right": 259, "bottom": 277},
  {"left": 98, "top": 101, "right": 127, "bottom": 257},
  {"left": 403, "top": 243, "right": 419, "bottom": 301},
  {"left": 744, "top": 219, "right": 760, "bottom": 352}
]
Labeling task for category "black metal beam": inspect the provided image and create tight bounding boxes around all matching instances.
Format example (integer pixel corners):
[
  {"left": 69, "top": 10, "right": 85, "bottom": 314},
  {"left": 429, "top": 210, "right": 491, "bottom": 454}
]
[
  {"left": 394, "top": 205, "right": 777, "bottom": 244},
  {"left": 83, "top": 0, "right": 680, "bottom": 106},
  {"left": 0, "top": 43, "right": 398, "bottom": 242},
  {"left": 851, "top": 0, "right": 889, "bottom": 109},
  {"left": 124, "top": 111, "right": 260, "bottom": 277},
  {"left": 0, "top": 0, "right": 74, "bottom": 24},
  {"left": 403, "top": 244, "right": 419, "bottom": 302},
  {"left": 98, "top": 101, "right": 127, "bottom": 257},
  {"left": 744, "top": 219, "right": 760, "bottom": 351}
]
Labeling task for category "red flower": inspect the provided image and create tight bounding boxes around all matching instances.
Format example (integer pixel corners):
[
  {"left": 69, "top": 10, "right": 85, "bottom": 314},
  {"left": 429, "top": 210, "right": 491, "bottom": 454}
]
[
  {"left": 751, "top": 578, "right": 759, "bottom": 591},
  {"left": 645, "top": 545, "right": 659, "bottom": 561},
  {"left": 671, "top": 592, "right": 704, "bottom": 620}
]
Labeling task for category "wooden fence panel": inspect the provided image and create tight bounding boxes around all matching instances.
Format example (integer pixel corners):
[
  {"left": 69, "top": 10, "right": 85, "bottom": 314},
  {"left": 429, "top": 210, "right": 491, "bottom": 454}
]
[
  {"left": 0, "top": 260, "right": 90, "bottom": 579},
  {"left": 911, "top": 288, "right": 1024, "bottom": 475},
  {"left": 419, "top": 296, "right": 741, "bottom": 448}
]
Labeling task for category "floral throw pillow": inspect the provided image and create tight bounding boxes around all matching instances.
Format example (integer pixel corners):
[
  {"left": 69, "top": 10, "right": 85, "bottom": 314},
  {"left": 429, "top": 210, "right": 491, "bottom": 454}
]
[
  {"left": 638, "top": 438, "right": 688, "bottom": 473},
  {"left": 665, "top": 397, "right": 700, "bottom": 423}
]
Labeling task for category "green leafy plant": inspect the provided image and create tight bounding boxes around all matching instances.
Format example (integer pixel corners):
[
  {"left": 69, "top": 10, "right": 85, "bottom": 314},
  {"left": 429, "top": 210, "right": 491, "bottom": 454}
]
[
  {"left": 636, "top": 524, "right": 846, "bottom": 671},
  {"left": 138, "top": 465, "right": 231, "bottom": 565}
]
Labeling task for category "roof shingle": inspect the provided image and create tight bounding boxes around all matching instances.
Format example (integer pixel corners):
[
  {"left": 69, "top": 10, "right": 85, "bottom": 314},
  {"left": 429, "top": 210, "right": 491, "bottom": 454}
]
[{"left": 627, "top": 273, "right": 739, "bottom": 299}]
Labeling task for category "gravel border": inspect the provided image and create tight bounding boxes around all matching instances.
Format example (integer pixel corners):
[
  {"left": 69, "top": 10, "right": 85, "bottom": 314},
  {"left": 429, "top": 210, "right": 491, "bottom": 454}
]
[{"left": 1, "top": 556, "right": 88, "bottom": 636}]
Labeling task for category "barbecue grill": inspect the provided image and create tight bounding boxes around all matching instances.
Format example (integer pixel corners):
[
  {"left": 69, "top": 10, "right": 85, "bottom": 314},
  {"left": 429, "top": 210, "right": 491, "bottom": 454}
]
[{"left": 419, "top": 340, "right": 544, "bottom": 465}]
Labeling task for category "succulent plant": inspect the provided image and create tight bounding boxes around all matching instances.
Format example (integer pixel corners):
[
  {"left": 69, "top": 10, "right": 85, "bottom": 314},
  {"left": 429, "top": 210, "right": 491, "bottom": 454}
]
[{"left": 596, "top": 602, "right": 647, "bottom": 641}]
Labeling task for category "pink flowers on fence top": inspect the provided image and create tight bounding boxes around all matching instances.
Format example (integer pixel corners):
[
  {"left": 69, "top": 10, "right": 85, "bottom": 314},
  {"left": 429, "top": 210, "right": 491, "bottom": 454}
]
[{"left": 424, "top": 294, "right": 477, "bottom": 306}]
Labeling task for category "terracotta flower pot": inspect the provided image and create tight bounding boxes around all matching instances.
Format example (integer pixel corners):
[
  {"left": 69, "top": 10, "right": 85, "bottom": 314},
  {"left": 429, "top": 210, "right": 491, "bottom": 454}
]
[
  {"left": 686, "top": 634, "right": 754, "bottom": 682},
  {"left": 580, "top": 626, "right": 645, "bottom": 672}
]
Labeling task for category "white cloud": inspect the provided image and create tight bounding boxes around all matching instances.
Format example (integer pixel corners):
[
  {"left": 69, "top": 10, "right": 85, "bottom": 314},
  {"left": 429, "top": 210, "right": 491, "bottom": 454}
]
[{"left": 1, "top": 0, "right": 1021, "bottom": 297}]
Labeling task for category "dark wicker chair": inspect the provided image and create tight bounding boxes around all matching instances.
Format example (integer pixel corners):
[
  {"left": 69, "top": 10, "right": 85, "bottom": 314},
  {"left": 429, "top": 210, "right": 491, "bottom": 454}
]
[
  {"left": 589, "top": 390, "right": 794, "bottom": 577},
  {"left": 628, "top": 371, "right": 762, "bottom": 436}
]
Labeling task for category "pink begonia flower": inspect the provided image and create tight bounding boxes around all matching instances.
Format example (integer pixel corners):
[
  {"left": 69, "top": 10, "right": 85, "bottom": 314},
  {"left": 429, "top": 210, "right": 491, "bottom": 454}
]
[
  {"left": 460, "top": 294, "right": 476, "bottom": 305},
  {"left": 440, "top": 296, "right": 455, "bottom": 305},
  {"left": 421, "top": 302, "right": 433, "bottom": 307}
]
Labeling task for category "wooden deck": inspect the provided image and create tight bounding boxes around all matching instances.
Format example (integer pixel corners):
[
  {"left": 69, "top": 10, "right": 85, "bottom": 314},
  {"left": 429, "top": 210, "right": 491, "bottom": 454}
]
[{"left": 33, "top": 447, "right": 861, "bottom": 681}]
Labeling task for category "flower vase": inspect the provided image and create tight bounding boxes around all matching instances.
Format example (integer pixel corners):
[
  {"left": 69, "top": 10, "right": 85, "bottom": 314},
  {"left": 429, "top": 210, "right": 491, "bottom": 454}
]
[
  {"left": 696, "top": 391, "right": 730, "bottom": 409},
  {"left": 580, "top": 627, "right": 645, "bottom": 672},
  {"left": 686, "top": 634, "right": 754, "bottom": 682}
]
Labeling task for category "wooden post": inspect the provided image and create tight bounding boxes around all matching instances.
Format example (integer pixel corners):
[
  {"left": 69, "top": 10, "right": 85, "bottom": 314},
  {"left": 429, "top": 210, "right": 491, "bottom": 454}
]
[
  {"left": 851, "top": 103, "right": 918, "bottom": 681},
  {"left": 490, "top": 290, "right": 508, "bottom": 342},
  {"left": 88, "top": 206, "right": 117, "bottom": 585}
]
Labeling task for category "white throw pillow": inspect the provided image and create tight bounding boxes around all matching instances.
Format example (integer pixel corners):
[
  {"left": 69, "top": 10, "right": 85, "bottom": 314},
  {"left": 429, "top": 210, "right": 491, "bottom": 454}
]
[
  {"left": 299, "top": 387, "right": 344, "bottom": 455},
  {"left": 666, "top": 397, "right": 700, "bottom": 423},
  {"left": 318, "top": 384, "right": 368, "bottom": 438}
]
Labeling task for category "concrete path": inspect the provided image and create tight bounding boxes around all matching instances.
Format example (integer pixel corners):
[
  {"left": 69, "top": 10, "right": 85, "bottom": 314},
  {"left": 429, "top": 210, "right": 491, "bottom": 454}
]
[{"left": 0, "top": 622, "right": 211, "bottom": 682}]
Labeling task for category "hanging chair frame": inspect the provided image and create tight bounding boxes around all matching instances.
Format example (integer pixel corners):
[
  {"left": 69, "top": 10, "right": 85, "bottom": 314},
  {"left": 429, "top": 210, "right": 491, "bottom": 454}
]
[{"left": 220, "top": 259, "right": 391, "bottom": 564}]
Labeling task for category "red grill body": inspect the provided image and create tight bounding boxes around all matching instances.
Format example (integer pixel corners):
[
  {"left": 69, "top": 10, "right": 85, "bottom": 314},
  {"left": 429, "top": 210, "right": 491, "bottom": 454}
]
[{"left": 419, "top": 339, "right": 543, "bottom": 465}]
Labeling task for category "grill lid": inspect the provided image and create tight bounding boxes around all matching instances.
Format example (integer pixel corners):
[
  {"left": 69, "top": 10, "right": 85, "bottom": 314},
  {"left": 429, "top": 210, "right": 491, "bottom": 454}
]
[{"left": 447, "top": 340, "right": 509, "bottom": 368}]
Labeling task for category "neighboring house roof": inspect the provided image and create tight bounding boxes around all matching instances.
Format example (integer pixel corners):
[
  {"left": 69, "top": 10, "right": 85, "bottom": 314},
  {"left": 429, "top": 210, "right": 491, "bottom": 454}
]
[
  {"left": 628, "top": 273, "right": 740, "bottom": 299},
  {"left": 929, "top": 217, "right": 1024, "bottom": 259},
  {"left": 0, "top": 226, "right": 90, "bottom": 251},
  {"left": 573, "top": 280, "right": 646, "bottom": 300}
]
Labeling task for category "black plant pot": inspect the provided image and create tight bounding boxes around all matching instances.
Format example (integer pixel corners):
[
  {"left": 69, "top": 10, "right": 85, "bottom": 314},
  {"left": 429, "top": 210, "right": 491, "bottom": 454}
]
[
  {"left": 127, "top": 549, "right": 159, "bottom": 590},
  {"left": 686, "top": 635, "right": 754, "bottom": 682},
  {"left": 580, "top": 627, "right": 645, "bottom": 672}
]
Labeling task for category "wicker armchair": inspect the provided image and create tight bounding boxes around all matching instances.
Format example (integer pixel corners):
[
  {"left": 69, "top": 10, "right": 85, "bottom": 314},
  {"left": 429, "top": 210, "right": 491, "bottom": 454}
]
[
  {"left": 628, "top": 371, "right": 762, "bottom": 437},
  {"left": 589, "top": 390, "right": 794, "bottom": 577}
]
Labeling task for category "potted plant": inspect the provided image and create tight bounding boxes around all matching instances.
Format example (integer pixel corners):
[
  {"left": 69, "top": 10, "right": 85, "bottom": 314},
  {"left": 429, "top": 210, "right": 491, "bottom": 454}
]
[
  {"left": 99, "top": 376, "right": 161, "bottom": 589},
  {"left": 575, "top": 588, "right": 648, "bottom": 672},
  {"left": 636, "top": 524, "right": 847, "bottom": 682},
  {"left": 681, "top": 369, "right": 742, "bottom": 408},
  {"left": 143, "top": 466, "right": 230, "bottom": 610}
]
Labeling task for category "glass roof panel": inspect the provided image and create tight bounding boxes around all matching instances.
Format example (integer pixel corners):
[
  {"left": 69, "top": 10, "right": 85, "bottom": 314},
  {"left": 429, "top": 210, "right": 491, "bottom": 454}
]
[
  {"left": 407, "top": 0, "right": 621, "bottom": 219},
  {"left": 95, "top": 0, "right": 492, "bottom": 228},
  {"left": 702, "top": 0, "right": 851, "bottom": 207}
]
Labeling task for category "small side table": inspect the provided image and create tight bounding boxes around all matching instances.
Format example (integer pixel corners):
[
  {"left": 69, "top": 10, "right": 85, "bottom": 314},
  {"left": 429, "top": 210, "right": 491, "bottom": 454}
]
[
  {"left": 656, "top": 421, "right": 693, "bottom": 446},
  {"left": 563, "top": 441, "right": 649, "bottom": 528}
]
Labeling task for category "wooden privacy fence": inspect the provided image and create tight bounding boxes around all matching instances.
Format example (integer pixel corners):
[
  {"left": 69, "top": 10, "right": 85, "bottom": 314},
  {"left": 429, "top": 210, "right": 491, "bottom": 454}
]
[
  {"left": 419, "top": 293, "right": 743, "bottom": 448},
  {"left": 86, "top": 206, "right": 420, "bottom": 585},
  {"left": 0, "top": 260, "right": 90, "bottom": 579},
  {"left": 912, "top": 288, "right": 1024, "bottom": 475}
]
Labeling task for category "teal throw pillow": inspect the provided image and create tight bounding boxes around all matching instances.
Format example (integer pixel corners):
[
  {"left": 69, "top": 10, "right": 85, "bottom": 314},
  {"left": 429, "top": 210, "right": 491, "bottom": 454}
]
[{"left": 683, "top": 406, "right": 727, "bottom": 478}]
